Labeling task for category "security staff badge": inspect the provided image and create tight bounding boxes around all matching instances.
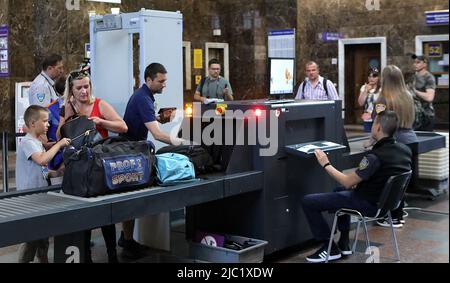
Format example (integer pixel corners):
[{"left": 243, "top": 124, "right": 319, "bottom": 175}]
[
  {"left": 375, "top": 103, "right": 386, "bottom": 114},
  {"left": 37, "top": 93, "right": 46, "bottom": 103},
  {"left": 359, "top": 157, "right": 370, "bottom": 171}
]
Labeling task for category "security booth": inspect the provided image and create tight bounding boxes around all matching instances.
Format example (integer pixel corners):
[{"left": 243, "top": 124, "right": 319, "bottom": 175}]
[
  {"left": 184, "top": 99, "right": 347, "bottom": 254},
  {"left": 183, "top": 99, "right": 446, "bottom": 255}
]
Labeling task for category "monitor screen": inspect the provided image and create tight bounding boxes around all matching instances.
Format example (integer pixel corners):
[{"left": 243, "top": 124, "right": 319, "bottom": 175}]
[{"left": 269, "top": 58, "right": 295, "bottom": 97}]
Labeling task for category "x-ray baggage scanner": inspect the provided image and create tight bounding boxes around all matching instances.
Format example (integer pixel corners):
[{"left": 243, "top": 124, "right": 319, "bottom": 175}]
[
  {"left": 89, "top": 9, "right": 184, "bottom": 251},
  {"left": 89, "top": 9, "right": 184, "bottom": 150}
]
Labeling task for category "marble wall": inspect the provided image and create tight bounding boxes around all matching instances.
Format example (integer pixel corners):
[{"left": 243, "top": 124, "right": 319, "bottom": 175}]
[
  {"left": 0, "top": 0, "right": 448, "bottom": 139},
  {"left": 298, "top": 0, "right": 449, "bottom": 78},
  {"left": 297, "top": 0, "right": 449, "bottom": 127},
  {"left": 217, "top": 0, "right": 297, "bottom": 100}
]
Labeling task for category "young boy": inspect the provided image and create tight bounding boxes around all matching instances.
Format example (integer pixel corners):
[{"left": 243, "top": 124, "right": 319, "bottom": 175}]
[{"left": 16, "top": 105, "right": 71, "bottom": 263}]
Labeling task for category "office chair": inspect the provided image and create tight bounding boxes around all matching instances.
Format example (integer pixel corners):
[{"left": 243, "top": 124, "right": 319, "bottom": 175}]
[{"left": 325, "top": 170, "right": 413, "bottom": 263}]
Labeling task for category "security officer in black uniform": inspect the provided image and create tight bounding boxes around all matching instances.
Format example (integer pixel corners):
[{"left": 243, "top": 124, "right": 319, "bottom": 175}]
[{"left": 301, "top": 110, "right": 412, "bottom": 263}]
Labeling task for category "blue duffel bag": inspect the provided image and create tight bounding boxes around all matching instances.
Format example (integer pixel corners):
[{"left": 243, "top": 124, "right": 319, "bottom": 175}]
[{"left": 155, "top": 153, "right": 196, "bottom": 186}]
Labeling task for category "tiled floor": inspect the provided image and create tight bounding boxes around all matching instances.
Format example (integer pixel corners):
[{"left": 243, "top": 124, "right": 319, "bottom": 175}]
[
  {"left": 271, "top": 192, "right": 449, "bottom": 263},
  {"left": 0, "top": 191, "right": 447, "bottom": 263}
]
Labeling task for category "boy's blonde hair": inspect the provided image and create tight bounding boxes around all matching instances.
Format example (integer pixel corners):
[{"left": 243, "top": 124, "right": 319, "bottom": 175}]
[{"left": 24, "top": 105, "right": 48, "bottom": 128}]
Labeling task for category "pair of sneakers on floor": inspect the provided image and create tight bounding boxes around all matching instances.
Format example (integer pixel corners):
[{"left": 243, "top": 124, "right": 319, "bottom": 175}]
[
  {"left": 306, "top": 239, "right": 353, "bottom": 263},
  {"left": 376, "top": 211, "right": 408, "bottom": 228}
]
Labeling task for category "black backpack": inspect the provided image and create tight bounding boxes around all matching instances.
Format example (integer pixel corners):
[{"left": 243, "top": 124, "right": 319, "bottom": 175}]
[
  {"left": 301, "top": 78, "right": 329, "bottom": 98},
  {"left": 156, "top": 145, "right": 215, "bottom": 175}
]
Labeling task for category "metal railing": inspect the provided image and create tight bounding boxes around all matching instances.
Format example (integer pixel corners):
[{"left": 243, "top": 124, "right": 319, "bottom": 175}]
[
  {"left": 1, "top": 131, "right": 24, "bottom": 193},
  {"left": 2, "top": 131, "right": 9, "bottom": 193}
]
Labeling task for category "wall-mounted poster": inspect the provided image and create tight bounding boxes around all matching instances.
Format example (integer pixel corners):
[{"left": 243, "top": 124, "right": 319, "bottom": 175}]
[
  {"left": 0, "top": 25, "right": 9, "bottom": 77},
  {"left": 268, "top": 29, "right": 296, "bottom": 59},
  {"left": 194, "top": 49, "right": 203, "bottom": 69}
]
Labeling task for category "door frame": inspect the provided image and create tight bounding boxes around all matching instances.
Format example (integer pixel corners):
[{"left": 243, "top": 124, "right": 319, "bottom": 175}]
[
  {"left": 183, "top": 41, "right": 192, "bottom": 90},
  {"left": 205, "top": 42, "right": 230, "bottom": 81},
  {"left": 338, "top": 37, "right": 387, "bottom": 113}
]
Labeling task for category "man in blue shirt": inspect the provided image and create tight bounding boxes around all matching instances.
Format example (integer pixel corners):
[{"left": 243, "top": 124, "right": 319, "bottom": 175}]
[
  {"left": 122, "top": 63, "right": 180, "bottom": 143},
  {"left": 119, "top": 63, "right": 184, "bottom": 259}
]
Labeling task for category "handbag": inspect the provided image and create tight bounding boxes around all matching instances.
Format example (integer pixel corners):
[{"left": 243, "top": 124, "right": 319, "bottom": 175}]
[
  {"left": 62, "top": 136, "right": 155, "bottom": 197},
  {"left": 60, "top": 115, "right": 97, "bottom": 149}
]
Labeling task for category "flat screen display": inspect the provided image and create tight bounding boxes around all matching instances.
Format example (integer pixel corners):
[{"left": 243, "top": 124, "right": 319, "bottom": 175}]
[{"left": 269, "top": 58, "right": 295, "bottom": 96}]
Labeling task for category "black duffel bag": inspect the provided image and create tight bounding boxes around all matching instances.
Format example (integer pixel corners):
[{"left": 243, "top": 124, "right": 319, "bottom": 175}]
[
  {"left": 156, "top": 145, "right": 215, "bottom": 175},
  {"left": 63, "top": 136, "right": 156, "bottom": 198}
]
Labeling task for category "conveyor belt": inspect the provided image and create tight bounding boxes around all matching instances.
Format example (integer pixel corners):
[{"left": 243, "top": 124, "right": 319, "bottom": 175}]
[
  {"left": 48, "top": 186, "right": 163, "bottom": 203},
  {"left": 0, "top": 171, "right": 263, "bottom": 249},
  {"left": 0, "top": 193, "right": 85, "bottom": 218}
]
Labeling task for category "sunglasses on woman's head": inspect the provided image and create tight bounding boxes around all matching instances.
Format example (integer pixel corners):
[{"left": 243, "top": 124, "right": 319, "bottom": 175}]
[{"left": 69, "top": 70, "right": 90, "bottom": 81}]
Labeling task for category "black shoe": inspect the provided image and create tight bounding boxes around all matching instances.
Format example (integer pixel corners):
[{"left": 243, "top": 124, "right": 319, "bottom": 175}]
[
  {"left": 120, "top": 242, "right": 149, "bottom": 260},
  {"left": 376, "top": 217, "right": 403, "bottom": 228},
  {"left": 118, "top": 235, "right": 150, "bottom": 260},
  {"left": 400, "top": 211, "right": 407, "bottom": 224},
  {"left": 306, "top": 242, "right": 342, "bottom": 263},
  {"left": 338, "top": 240, "right": 353, "bottom": 256}
]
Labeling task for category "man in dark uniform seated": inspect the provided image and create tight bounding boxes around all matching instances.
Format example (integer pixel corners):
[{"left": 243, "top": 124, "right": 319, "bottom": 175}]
[{"left": 301, "top": 110, "right": 412, "bottom": 263}]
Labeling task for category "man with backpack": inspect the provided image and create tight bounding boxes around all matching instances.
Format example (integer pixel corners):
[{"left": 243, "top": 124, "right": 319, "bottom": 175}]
[
  {"left": 295, "top": 61, "right": 340, "bottom": 101},
  {"left": 411, "top": 55, "right": 436, "bottom": 131},
  {"left": 194, "top": 58, "right": 234, "bottom": 103}
]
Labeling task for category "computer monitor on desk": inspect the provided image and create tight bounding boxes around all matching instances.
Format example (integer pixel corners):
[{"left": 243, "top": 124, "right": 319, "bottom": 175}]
[{"left": 269, "top": 58, "right": 295, "bottom": 100}]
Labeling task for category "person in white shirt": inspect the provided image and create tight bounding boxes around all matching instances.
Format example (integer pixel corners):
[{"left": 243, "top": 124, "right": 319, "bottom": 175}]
[
  {"left": 295, "top": 61, "right": 340, "bottom": 101},
  {"left": 358, "top": 67, "right": 381, "bottom": 125},
  {"left": 29, "top": 54, "right": 64, "bottom": 107}
]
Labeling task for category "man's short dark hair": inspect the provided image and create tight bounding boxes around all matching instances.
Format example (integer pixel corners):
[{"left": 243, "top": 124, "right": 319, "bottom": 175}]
[
  {"left": 375, "top": 110, "right": 399, "bottom": 137},
  {"left": 145, "top": 63, "right": 167, "bottom": 80},
  {"left": 208, "top": 59, "right": 221, "bottom": 67},
  {"left": 42, "top": 54, "right": 63, "bottom": 71},
  {"left": 305, "top": 61, "right": 319, "bottom": 69},
  {"left": 24, "top": 105, "right": 48, "bottom": 128}
]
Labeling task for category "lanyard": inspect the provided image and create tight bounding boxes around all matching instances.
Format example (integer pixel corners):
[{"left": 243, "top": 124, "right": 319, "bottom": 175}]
[{"left": 40, "top": 73, "right": 57, "bottom": 96}]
